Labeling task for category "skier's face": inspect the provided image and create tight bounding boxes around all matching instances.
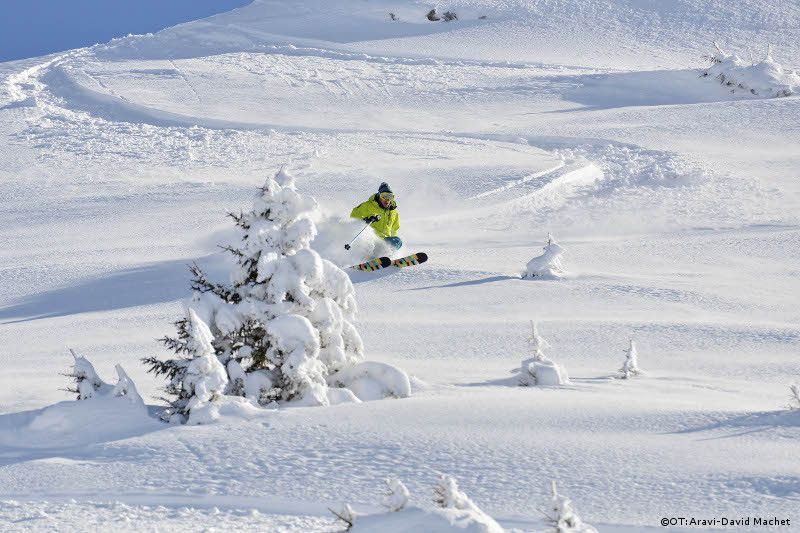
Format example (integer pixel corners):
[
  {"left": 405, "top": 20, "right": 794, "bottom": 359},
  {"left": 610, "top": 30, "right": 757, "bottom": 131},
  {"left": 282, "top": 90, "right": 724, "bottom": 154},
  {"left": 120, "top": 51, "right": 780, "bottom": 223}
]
[{"left": 379, "top": 192, "right": 393, "bottom": 208}]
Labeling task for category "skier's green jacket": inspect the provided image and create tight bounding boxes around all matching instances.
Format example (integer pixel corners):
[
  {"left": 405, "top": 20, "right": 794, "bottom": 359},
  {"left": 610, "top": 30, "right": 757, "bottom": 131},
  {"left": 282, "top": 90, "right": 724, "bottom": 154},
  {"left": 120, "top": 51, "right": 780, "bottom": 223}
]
[{"left": 350, "top": 194, "right": 400, "bottom": 238}]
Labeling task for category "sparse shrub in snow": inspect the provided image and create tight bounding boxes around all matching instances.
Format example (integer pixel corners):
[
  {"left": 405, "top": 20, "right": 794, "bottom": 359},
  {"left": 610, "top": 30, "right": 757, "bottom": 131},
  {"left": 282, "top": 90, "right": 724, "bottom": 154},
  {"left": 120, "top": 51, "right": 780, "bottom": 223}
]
[
  {"left": 523, "top": 233, "right": 566, "bottom": 279},
  {"left": 541, "top": 481, "right": 598, "bottom": 533},
  {"left": 69, "top": 349, "right": 107, "bottom": 400},
  {"left": 330, "top": 503, "right": 359, "bottom": 530},
  {"left": 618, "top": 339, "right": 643, "bottom": 379},
  {"left": 111, "top": 364, "right": 146, "bottom": 409},
  {"left": 788, "top": 385, "right": 800, "bottom": 410},
  {"left": 334, "top": 475, "right": 503, "bottom": 532},
  {"left": 433, "top": 474, "right": 482, "bottom": 512},
  {"left": 384, "top": 478, "right": 410, "bottom": 512},
  {"left": 389, "top": 12, "right": 398, "bottom": 21},
  {"left": 66, "top": 351, "right": 145, "bottom": 409},
  {"left": 431, "top": 474, "right": 504, "bottom": 531},
  {"left": 519, "top": 322, "right": 569, "bottom": 386},
  {"left": 143, "top": 168, "right": 410, "bottom": 421},
  {"left": 424, "top": 8, "right": 457, "bottom": 22},
  {"left": 701, "top": 42, "right": 800, "bottom": 97}
]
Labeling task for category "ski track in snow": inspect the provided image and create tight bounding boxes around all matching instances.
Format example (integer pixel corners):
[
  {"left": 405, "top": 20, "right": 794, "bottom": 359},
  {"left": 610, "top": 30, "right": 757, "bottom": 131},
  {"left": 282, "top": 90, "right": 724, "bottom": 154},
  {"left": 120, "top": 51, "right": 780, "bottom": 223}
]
[{"left": 2, "top": 1, "right": 800, "bottom": 531}]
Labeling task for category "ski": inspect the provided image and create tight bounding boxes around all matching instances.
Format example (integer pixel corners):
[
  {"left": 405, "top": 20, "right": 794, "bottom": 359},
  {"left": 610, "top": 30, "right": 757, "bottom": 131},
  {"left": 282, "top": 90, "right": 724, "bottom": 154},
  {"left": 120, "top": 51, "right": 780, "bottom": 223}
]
[
  {"left": 392, "top": 252, "right": 428, "bottom": 268},
  {"left": 350, "top": 256, "right": 391, "bottom": 271}
]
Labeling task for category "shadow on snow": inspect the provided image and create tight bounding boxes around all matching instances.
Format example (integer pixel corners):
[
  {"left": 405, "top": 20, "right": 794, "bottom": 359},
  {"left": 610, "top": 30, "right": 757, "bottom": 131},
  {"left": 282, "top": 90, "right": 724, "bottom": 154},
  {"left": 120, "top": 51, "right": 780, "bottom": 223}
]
[{"left": 0, "top": 256, "right": 229, "bottom": 323}]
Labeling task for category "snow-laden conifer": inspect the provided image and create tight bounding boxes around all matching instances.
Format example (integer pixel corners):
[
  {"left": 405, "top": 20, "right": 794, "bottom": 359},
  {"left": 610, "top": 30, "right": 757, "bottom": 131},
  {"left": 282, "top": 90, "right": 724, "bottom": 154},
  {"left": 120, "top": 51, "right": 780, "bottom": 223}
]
[
  {"left": 69, "top": 349, "right": 107, "bottom": 400},
  {"left": 433, "top": 474, "right": 481, "bottom": 512},
  {"left": 619, "top": 339, "right": 642, "bottom": 379},
  {"left": 111, "top": 364, "right": 146, "bottom": 408},
  {"left": 383, "top": 478, "right": 410, "bottom": 512},
  {"left": 432, "top": 474, "right": 503, "bottom": 530},
  {"left": 524, "top": 233, "right": 566, "bottom": 279},
  {"left": 144, "top": 167, "right": 384, "bottom": 415},
  {"left": 143, "top": 308, "right": 228, "bottom": 423},
  {"left": 541, "top": 481, "right": 598, "bottom": 533},
  {"left": 519, "top": 322, "right": 569, "bottom": 386},
  {"left": 66, "top": 352, "right": 145, "bottom": 408}
]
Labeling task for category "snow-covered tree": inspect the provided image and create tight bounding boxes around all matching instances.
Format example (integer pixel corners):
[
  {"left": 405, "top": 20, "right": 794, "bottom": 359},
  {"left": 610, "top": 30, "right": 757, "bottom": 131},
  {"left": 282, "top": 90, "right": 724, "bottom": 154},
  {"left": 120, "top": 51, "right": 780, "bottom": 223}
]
[
  {"left": 619, "top": 339, "right": 642, "bottom": 379},
  {"left": 383, "top": 478, "right": 409, "bottom": 513},
  {"left": 541, "top": 481, "right": 598, "bottom": 533},
  {"left": 434, "top": 475, "right": 481, "bottom": 512},
  {"left": 524, "top": 233, "right": 566, "bottom": 279},
  {"left": 112, "top": 364, "right": 146, "bottom": 409},
  {"left": 66, "top": 351, "right": 145, "bottom": 408},
  {"left": 519, "top": 322, "right": 569, "bottom": 386},
  {"left": 144, "top": 167, "right": 376, "bottom": 415},
  {"left": 432, "top": 474, "right": 503, "bottom": 530},
  {"left": 143, "top": 308, "right": 228, "bottom": 423},
  {"left": 68, "top": 349, "right": 107, "bottom": 400}
]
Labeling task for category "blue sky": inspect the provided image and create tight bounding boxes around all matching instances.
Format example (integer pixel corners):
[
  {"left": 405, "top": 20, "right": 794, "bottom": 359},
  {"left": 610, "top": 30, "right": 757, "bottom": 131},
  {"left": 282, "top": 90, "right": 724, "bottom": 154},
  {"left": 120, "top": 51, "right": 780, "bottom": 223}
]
[{"left": 0, "top": 0, "right": 252, "bottom": 63}]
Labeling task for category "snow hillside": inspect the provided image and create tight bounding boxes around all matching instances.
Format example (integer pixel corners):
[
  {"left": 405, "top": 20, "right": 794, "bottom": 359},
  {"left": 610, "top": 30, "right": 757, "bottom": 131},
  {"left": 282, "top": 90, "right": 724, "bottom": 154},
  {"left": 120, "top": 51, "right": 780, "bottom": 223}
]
[
  {"left": 1, "top": 0, "right": 800, "bottom": 531},
  {"left": 0, "top": 0, "right": 252, "bottom": 63}
]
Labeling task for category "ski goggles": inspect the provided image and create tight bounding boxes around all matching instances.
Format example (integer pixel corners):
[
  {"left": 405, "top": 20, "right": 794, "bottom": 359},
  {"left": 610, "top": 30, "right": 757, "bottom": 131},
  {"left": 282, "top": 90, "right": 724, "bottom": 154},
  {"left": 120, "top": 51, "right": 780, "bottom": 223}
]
[{"left": 379, "top": 192, "right": 394, "bottom": 201}]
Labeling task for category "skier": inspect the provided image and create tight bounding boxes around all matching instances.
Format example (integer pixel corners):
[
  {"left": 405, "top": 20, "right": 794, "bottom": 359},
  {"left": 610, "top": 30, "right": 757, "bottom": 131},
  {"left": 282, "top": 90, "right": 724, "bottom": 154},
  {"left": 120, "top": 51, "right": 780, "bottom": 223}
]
[{"left": 350, "top": 182, "right": 402, "bottom": 250}]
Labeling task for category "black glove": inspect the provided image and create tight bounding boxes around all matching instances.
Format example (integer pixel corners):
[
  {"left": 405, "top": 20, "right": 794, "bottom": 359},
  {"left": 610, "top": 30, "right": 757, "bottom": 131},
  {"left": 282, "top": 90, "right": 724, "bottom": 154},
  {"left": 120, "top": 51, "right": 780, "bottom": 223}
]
[{"left": 364, "top": 215, "right": 381, "bottom": 223}]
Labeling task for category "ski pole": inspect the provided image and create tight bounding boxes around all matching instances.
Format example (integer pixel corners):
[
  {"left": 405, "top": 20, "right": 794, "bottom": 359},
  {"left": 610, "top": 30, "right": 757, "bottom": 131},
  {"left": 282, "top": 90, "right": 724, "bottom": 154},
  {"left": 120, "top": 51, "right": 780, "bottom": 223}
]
[{"left": 344, "top": 216, "right": 380, "bottom": 250}]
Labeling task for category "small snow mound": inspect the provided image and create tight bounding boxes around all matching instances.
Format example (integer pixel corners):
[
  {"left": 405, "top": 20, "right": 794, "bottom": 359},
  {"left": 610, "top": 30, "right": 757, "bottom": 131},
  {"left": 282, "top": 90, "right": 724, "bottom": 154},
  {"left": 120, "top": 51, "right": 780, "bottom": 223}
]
[
  {"left": 702, "top": 43, "right": 800, "bottom": 97},
  {"left": 523, "top": 234, "right": 566, "bottom": 279},
  {"left": 184, "top": 395, "right": 268, "bottom": 425},
  {"left": 328, "top": 361, "right": 412, "bottom": 401}
]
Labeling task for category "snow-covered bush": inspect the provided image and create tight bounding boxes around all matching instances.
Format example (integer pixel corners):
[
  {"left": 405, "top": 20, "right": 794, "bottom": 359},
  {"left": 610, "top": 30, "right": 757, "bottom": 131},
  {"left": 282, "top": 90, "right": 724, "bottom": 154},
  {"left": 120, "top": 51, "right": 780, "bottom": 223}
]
[
  {"left": 332, "top": 475, "right": 503, "bottom": 532},
  {"left": 523, "top": 234, "right": 566, "bottom": 279},
  {"left": 789, "top": 385, "right": 800, "bottom": 410},
  {"left": 330, "top": 503, "right": 359, "bottom": 530},
  {"left": 144, "top": 167, "right": 410, "bottom": 421},
  {"left": 541, "top": 481, "right": 598, "bottom": 533},
  {"left": 519, "top": 322, "right": 569, "bottom": 386},
  {"left": 618, "top": 339, "right": 642, "bottom": 379},
  {"left": 67, "top": 351, "right": 145, "bottom": 410},
  {"left": 384, "top": 478, "right": 410, "bottom": 513},
  {"left": 69, "top": 349, "right": 107, "bottom": 400},
  {"left": 434, "top": 475, "right": 482, "bottom": 513},
  {"left": 328, "top": 361, "right": 411, "bottom": 401},
  {"left": 143, "top": 309, "right": 229, "bottom": 423},
  {"left": 442, "top": 11, "right": 458, "bottom": 21},
  {"left": 426, "top": 9, "right": 441, "bottom": 21},
  {"left": 701, "top": 43, "right": 800, "bottom": 97}
]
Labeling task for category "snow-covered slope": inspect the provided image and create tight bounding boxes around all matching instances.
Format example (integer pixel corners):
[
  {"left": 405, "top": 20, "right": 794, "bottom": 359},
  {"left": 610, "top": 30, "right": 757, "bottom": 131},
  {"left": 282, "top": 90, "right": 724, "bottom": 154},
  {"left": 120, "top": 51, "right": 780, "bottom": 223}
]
[{"left": 2, "top": 0, "right": 799, "bottom": 531}]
